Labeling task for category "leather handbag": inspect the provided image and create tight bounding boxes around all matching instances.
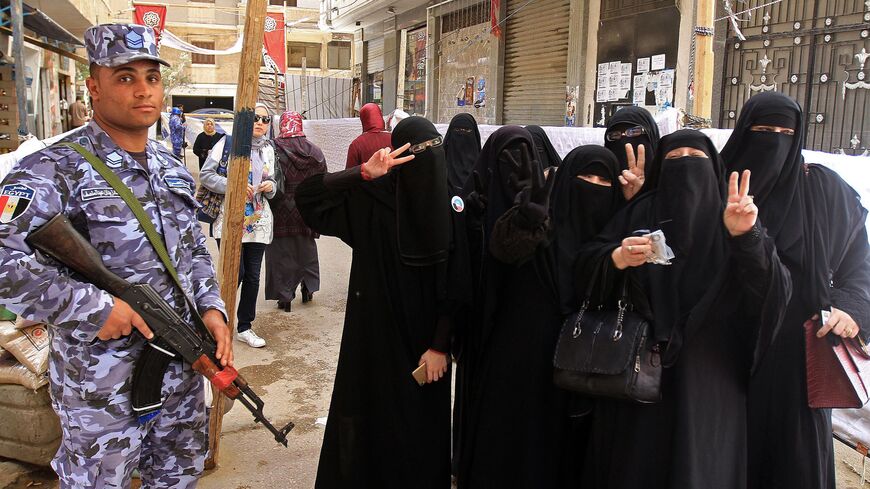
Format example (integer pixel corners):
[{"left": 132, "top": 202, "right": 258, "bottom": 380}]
[
  {"left": 195, "top": 135, "right": 231, "bottom": 224},
  {"left": 804, "top": 318, "right": 870, "bottom": 409},
  {"left": 553, "top": 269, "right": 662, "bottom": 403}
]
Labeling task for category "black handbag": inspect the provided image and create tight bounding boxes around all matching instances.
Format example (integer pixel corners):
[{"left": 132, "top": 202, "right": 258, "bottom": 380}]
[{"left": 553, "top": 268, "right": 662, "bottom": 403}]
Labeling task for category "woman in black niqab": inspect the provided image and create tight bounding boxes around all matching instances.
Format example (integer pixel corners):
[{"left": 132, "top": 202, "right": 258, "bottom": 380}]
[
  {"left": 456, "top": 126, "right": 574, "bottom": 489},
  {"left": 444, "top": 113, "right": 481, "bottom": 193},
  {"left": 297, "top": 116, "right": 468, "bottom": 489},
  {"left": 724, "top": 92, "right": 870, "bottom": 489},
  {"left": 526, "top": 125, "right": 562, "bottom": 169},
  {"left": 550, "top": 145, "right": 623, "bottom": 314},
  {"left": 574, "top": 129, "right": 790, "bottom": 489}
]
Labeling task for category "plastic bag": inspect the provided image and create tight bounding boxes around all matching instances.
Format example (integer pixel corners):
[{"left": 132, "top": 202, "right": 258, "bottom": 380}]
[
  {"left": 0, "top": 321, "right": 49, "bottom": 374},
  {"left": 0, "top": 355, "right": 48, "bottom": 390}
]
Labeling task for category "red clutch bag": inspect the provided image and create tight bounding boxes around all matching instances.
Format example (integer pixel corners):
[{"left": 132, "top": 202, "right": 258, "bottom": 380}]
[{"left": 804, "top": 319, "right": 870, "bottom": 409}]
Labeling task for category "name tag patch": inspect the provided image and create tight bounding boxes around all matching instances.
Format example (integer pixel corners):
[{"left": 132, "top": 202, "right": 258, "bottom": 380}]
[
  {"left": 164, "top": 177, "right": 191, "bottom": 191},
  {"left": 81, "top": 187, "right": 120, "bottom": 201}
]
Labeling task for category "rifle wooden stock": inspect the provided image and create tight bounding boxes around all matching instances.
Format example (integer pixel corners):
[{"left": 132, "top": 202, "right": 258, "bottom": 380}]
[{"left": 26, "top": 214, "right": 130, "bottom": 295}]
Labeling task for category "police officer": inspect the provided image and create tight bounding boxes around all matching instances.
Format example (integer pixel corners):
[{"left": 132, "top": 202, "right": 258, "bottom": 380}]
[{"left": 0, "top": 24, "right": 232, "bottom": 488}]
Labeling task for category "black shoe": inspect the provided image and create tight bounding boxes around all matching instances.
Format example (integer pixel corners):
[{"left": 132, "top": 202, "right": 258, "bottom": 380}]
[
  {"left": 301, "top": 285, "right": 313, "bottom": 303},
  {"left": 284, "top": 301, "right": 292, "bottom": 312},
  {"left": 277, "top": 301, "right": 287, "bottom": 309}
]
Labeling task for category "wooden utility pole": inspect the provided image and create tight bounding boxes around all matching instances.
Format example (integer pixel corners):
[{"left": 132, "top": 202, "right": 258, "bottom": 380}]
[
  {"left": 11, "top": 0, "right": 27, "bottom": 135},
  {"left": 692, "top": 0, "right": 715, "bottom": 119},
  {"left": 206, "top": 0, "right": 268, "bottom": 469}
]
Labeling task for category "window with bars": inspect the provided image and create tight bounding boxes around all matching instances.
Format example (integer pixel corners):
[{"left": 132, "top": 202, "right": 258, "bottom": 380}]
[
  {"left": 327, "top": 41, "right": 351, "bottom": 70},
  {"left": 441, "top": 2, "right": 490, "bottom": 33},
  {"left": 288, "top": 42, "right": 321, "bottom": 68},
  {"left": 191, "top": 41, "right": 216, "bottom": 65},
  {"left": 269, "top": 0, "right": 297, "bottom": 6}
]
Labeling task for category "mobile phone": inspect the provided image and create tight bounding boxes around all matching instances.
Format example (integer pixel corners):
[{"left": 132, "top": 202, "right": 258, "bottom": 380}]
[
  {"left": 412, "top": 364, "right": 427, "bottom": 386},
  {"left": 820, "top": 308, "right": 831, "bottom": 326}
]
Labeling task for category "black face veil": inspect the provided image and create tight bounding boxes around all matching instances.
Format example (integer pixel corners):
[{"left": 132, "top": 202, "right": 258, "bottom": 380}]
[{"left": 391, "top": 116, "right": 450, "bottom": 266}]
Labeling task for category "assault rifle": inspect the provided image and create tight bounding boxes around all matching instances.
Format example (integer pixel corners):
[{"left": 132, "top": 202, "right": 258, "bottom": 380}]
[{"left": 26, "top": 214, "right": 293, "bottom": 447}]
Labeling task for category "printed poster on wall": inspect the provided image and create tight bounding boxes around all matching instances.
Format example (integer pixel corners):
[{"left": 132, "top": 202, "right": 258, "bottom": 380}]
[
  {"left": 651, "top": 54, "right": 666, "bottom": 71},
  {"left": 620, "top": 63, "right": 631, "bottom": 76},
  {"left": 596, "top": 88, "right": 607, "bottom": 103},
  {"left": 598, "top": 63, "right": 610, "bottom": 75},
  {"left": 633, "top": 75, "right": 647, "bottom": 104},
  {"left": 637, "top": 57, "right": 650, "bottom": 73}
]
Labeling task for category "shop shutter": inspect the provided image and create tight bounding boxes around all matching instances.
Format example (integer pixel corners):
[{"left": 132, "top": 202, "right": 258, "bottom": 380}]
[
  {"left": 502, "top": 0, "right": 570, "bottom": 126},
  {"left": 366, "top": 37, "right": 385, "bottom": 74}
]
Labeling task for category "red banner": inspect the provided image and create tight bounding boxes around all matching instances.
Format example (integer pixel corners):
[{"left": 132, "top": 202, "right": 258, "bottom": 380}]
[
  {"left": 263, "top": 12, "right": 286, "bottom": 74},
  {"left": 490, "top": 0, "right": 502, "bottom": 38},
  {"left": 133, "top": 4, "right": 167, "bottom": 43}
]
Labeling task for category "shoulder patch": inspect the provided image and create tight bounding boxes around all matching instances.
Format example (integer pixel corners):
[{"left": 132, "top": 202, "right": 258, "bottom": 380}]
[
  {"left": 0, "top": 184, "right": 35, "bottom": 223},
  {"left": 81, "top": 187, "right": 121, "bottom": 201}
]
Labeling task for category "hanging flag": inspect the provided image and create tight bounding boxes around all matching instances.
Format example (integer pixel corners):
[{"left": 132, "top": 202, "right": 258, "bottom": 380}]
[
  {"left": 263, "top": 12, "right": 286, "bottom": 74},
  {"left": 490, "top": 0, "right": 502, "bottom": 38},
  {"left": 133, "top": 4, "right": 167, "bottom": 43}
]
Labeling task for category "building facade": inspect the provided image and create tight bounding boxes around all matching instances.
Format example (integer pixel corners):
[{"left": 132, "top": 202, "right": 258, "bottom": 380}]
[{"left": 323, "top": 0, "right": 704, "bottom": 126}]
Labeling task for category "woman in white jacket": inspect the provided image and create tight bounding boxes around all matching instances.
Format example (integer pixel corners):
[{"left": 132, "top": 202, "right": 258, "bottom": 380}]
[{"left": 200, "top": 103, "right": 277, "bottom": 348}]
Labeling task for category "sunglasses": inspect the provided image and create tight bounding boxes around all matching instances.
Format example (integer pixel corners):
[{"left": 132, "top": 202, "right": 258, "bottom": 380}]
[
  {"left": 409, "top": 136, "right": 444, "bottom": 154},
  {"left": 605, "top": 126, "right": 646, "bottom": 142},
  {"left": 254, "top": 115, "right": 272, "bottom": 124}
]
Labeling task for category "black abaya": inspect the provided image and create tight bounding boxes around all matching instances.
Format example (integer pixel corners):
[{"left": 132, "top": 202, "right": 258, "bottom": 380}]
[
  {"left": 526, "top": 125, "right": 562, "bottom": 169},
  {"left": 722, "top": 92, "right": 870, "bottom": 489},
  {"left": 456, "top": 126, "right": 573, "bottom": 489},
  {"left": 575, "top": 130, "right": 791, "bottom": 489},
  {"left": 297, "top": 117, "right": 468, "bottom": 489}
]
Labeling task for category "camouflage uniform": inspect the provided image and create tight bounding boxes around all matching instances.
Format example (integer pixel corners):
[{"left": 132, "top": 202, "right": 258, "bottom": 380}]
[
  {"left": 0, "top": 24, "right": 225, "bottom": 488},
  {"left": 169, "top": 109, "right": 185, "bottom": 158}
]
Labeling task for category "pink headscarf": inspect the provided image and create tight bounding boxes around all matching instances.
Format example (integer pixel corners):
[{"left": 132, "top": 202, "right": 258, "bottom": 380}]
[{"left": 279, "top": 111, "right": 304, "bottom": 138}]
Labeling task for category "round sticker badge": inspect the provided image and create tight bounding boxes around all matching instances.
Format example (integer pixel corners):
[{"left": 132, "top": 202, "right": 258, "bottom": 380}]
[{"left": 451, "top": 195, "right": 465, "bottom": 213}]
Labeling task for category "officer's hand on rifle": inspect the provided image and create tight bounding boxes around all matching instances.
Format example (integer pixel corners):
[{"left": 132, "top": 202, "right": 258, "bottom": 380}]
[
  {"left": 203, "top": 309, "right": 234, "bottom": 367},
  {"left": 98, "top": 297, "right": 154, "bottom": 341}
]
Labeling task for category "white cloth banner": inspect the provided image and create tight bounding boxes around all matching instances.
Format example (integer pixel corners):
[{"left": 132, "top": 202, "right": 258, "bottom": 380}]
[{"left": 160, "top": 29, "right": 243, "bottom": 56}]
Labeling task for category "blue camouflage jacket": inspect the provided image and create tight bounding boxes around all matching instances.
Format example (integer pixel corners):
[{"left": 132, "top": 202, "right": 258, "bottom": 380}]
[{"left": 0, "top": 121, "right": 225, "bottom": 404}]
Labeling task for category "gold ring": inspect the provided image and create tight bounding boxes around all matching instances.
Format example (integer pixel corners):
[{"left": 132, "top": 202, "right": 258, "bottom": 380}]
[
  {"left": 628, "top": 245, "right": 634, "bottom": 253},
  {"left": 846, "top": 327, "right": 853, "bottom": 336}
]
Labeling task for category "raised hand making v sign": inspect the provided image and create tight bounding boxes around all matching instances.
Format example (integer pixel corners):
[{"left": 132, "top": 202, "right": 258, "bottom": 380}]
[
  {"left": 618, "top": 143, "right": 646, "bottom": 201},
  {"left": 723, "top": 169, "right": 758, "bottom": 237},
  {"left": 360, "top": 143, "right": 415, "bottom": 180}
]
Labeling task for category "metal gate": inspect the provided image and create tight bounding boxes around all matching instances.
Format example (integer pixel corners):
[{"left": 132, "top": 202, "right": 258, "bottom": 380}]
[
  {"left": 502, "top": 0, "right": 570, "bottom": 126},
  {"left": 719, "top": 0, "right": 869, "bottom": 154}
]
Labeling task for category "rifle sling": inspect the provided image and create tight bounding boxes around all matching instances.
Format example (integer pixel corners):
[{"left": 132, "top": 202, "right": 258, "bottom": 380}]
[{"left": 60, "top": 142, "right": 199, "bottom": 316}]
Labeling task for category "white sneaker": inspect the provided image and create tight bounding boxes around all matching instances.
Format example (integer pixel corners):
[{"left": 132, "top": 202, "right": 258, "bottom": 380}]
[{"left": 237, "top": 329, "right": 266, "bottom": 348}]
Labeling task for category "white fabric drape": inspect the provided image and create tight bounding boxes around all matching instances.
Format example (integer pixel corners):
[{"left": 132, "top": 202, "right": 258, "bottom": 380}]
[{"left": 160, "top": 29, "right": 244, "bottom": 55}]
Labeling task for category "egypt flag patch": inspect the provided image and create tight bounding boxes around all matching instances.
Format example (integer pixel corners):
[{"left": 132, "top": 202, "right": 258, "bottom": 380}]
[{"left": 0, "top": 184, "right": 35, "bottom": 223}]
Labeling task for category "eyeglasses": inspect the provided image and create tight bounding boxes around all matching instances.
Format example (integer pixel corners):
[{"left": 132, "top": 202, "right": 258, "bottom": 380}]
[
  {"left": 409, "top": 136, "right": 443, "bottom": 154},
  {"left": 605, "top": 126, "right": 646, "bottom": 142},
  {"left": 254, "top": 115, "right": 272, "bottom": 124}
]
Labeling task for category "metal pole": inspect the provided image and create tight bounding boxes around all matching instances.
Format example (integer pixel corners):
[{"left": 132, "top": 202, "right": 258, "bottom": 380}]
[{"left": 11, "top": 0, "right": 27, "bottom": 135}]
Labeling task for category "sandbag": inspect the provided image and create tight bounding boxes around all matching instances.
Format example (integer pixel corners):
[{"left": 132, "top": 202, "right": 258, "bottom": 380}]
[
  {"left": 0, "top": 355, "right": 48, "bottom": 390},
  {"left": 0, "top": 320, "right": 49, "bottom": 374}
]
